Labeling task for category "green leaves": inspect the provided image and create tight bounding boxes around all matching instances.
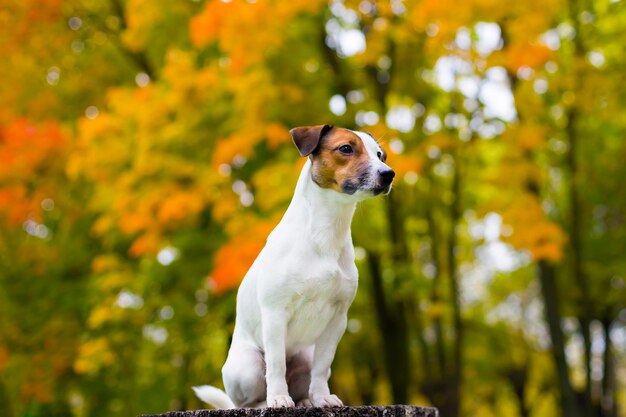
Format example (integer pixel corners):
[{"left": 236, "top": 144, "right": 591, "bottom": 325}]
[{"left": 1, "top": 0, "right": 625, "bottom": 416}]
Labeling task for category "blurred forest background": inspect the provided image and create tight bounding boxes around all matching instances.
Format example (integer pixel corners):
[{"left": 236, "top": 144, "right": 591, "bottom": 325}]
[{"left": 1, "top": 0, "right": 625, "bottom": 417}]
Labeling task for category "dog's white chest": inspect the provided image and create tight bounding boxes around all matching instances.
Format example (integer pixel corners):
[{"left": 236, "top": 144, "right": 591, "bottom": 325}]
[{"left": 285, "top": 262, "right": 357, "bottom": 351}]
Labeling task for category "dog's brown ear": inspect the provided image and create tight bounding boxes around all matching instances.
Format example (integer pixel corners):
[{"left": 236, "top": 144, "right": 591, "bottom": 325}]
[{"left": 289, "top": 124, "right": 333, "bottom": 157}]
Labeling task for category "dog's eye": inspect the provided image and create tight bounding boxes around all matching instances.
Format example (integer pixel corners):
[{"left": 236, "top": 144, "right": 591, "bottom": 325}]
[
  {"left": 377, "top": 151, "right": 382, "bottom": 159},
  {"left": 338, "top": 145, "right": 353, "bottom": 154}
]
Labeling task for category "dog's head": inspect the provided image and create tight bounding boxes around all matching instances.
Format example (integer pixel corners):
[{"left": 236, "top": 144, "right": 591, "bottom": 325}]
[{"left": 290, "top": 125, "right": 395, "bottom": 199}]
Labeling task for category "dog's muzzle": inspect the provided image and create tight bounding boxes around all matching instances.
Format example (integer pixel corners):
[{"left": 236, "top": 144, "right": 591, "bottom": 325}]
[
  {"left": 372, "top": 168, "right": 395, "bottom": 195},
  {"left": 379, "top": 168, "right": 395, "bottom": 186}
]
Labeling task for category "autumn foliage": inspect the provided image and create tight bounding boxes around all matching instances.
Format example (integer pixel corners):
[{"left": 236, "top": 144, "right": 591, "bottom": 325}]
[{"left": 1, "top": 1, "right": 625, "bottom": 417}]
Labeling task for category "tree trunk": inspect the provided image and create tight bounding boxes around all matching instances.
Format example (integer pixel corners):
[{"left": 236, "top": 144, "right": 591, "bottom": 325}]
[
  {"left": 366, "top": 252, "right": 409, "bottom": 404},
  {"left": 446, "top": 153, "right": 462, "bottom": 417},
  {"left": 567, "top": 104, "right": 594, "bottom": 416},
  {"left": 566, "top": 0, "right": 595, "bottom": 410},
  {"left": 0, "top": 378, "right": 13, "bottom": 417},
  {"left": 425, "top": 206, "right": 447, "bottom": 379},
  {"left": 537, "top": 260, "right": 581, "bottom": 417},
  {"left": 601, "top": 317, "right": 618, "bottom": 417},
  {"left": 506, "top": 366, "right": 530, "bottom": 417},
  {"left": 501, "top": 20, "right": 581, "bottom": 416}
]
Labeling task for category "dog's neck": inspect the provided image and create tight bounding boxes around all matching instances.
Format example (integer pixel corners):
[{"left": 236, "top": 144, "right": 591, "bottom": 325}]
[{"left": 283, "top": 159, "right": 356, "bottom": 255}]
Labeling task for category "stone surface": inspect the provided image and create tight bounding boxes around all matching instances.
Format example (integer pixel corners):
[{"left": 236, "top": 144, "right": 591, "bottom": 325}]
[{"left": 141, "top": 406, "right": 438, "bottom": 417}]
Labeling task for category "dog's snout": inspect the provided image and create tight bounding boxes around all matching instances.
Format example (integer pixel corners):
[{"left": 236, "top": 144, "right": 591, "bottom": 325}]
[{"left": 379, "top": 169, "right": 395, "bottom": 184}]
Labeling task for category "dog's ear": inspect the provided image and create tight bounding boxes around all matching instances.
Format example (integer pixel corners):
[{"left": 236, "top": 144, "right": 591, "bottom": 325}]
[{"left": 289, "top": 124, "right": 333, "bottom": 157}]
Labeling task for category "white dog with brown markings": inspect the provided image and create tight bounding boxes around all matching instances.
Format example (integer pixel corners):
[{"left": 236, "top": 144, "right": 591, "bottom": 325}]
[{"left": 193, "top": 125, "right": 395, "bottom": 409}]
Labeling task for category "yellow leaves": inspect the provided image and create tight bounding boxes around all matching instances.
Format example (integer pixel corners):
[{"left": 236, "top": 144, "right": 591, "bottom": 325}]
[
  {"left": 212, "top": 189, "right": 240, "bottom": 223},
  {"left": 73, "top": 338, "right": 115, "bottom": 375},
  {"left": 68, "top": 52, "right": 223, "bottom": 259},
  {"left": 163, "top": 50, "right": 220, "bottom": 108},
  {"left": 87, "top": 304, "right": 117, "bottom": 329},
  {"left": 122, "top": 0, "right": 162, "bottom": 51},
  {"left": 425, "top": 302, "right": 447, "bottom": 318},
  {"left": 503, "top": 0, "right": 562, "bottom": 44},
  {"left": 251, "top": 161, "right": 300, "bottom": 212},
  {"left": 92, "top": 255, "right": 123, "bottom": 274},
  {"left": 99, "top": 272, "right": 132, "bottom": 292},
  {"left": 68, "top": 113, "right": 127, "bottom": 182},
  {"left": 409, "top": 0, "right": 475, "bottom": 48}
]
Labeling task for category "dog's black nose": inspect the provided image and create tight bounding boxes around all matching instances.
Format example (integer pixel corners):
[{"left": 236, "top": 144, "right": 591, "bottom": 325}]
[{"left": 379, "top": 169, "right": 395, "bottom": 185}]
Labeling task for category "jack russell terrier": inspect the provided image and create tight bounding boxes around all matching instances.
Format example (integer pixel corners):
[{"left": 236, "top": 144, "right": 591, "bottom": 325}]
[{"left": 193, "top": 125, "right": 395, "bottom": 408}]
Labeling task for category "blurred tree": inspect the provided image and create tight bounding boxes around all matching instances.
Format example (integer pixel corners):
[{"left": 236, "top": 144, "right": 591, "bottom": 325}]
[{"left": 0, "top": 1, "right": 625, "bottom": 417}]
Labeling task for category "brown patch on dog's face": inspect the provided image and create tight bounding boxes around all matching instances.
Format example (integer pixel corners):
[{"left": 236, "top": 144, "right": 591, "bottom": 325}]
[{"left": 309, "top": 128, "right": 371, "bottom": 194}]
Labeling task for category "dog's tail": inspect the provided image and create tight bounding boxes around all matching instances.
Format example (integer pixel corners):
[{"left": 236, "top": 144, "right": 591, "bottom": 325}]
[{"left": 192, "top": 385, "right": 236, "bottom": 409}]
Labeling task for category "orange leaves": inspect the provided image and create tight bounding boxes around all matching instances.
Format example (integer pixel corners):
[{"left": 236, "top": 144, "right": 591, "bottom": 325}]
[
  {"left": 410, "top": 0, "right": 474, "bottom": 37},
  {"left": 0, "top": 186, "right": 37, "bottom": 226},
  {"left": 119, "top": 212, "right": 152, "bottom": 236},
  {"left": 190, "top": 0, "right": 325, "bottom": 72},
  {"left": 213, "top": 122, "right": 291, "bottom": 166},
  {"left": 503, "top": 123, "right": 548, "bottom": 151},
  {"left": 210, "top": 219, "right": 277, "bottom": 293},
  {"left": 390, "top": 153, "right": 423, "bottom": 178},
  {"left": 20, "top": 366, "right": 54, "bottom": 403},
  {"left": 22, "top": 0, "right": 63, "bottom": 24},
  {"left": 0, "top": 118, "right": 65, "bottom": 180},
  {"left": 0, "top": 345, "right": 8, "bottom": 373},
  {"left": 189, "top": 0, "right": 230, "bottom": 47},
  {"left": 129, "top": 233, "right": 161, "bottom": 257},
  {"left": 499, "top": 194, "right": 567, "bottom": 262},
  {"left": 158, "top": 190, "right": 205, "bottom": 224},
  {"left": 0, "top": 119, "right": 66, "bottom": 227},
  {"left": 490, "top": 43, "right": 553, "bottom": 72},
  {"left": 265, "top": 123, "right": 291, "bottom": 149},
  {"left": 478, "top": 119, "right": 567, "bottom": 262},
  {"left": 115, "top": 187, "right": 207, "bottom": 256},
  {"left": 213, "top": 132, "right": 255, "bottom": 167},
  {"left": 191, "top": 0, "right": 281, "bottom": 72},
  {"left": 68, "top": 52, "right": 223, "bottom": 258}
]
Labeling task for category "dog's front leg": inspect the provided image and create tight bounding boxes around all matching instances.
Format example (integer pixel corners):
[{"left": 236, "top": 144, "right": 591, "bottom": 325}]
[
  {"left": 262, "top": 307, "right": 295, "bottom": 408},
  {"left": 309, "top": 312, "right": 348, "bottom": 407}
]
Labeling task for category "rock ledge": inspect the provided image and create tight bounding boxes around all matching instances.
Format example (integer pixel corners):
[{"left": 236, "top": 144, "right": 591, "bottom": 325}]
[{"left": 141, "top": 405, "right": 438, "bottom": 417}]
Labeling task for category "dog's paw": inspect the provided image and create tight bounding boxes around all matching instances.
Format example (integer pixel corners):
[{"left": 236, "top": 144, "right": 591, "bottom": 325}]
[
  {"left": 297, "top": 398, "right": 313, "bottom": 408},
  {"left": 310, "top": 394, "right": 343, "bottom": 407},
  {"left": 267, "top": 395, "right": 295, "bottom": 408}
]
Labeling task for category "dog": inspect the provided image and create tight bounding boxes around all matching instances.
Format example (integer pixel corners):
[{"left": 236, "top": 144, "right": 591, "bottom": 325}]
[{"left": 193, "top": 124, "right": 394, "bottom": 409}]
